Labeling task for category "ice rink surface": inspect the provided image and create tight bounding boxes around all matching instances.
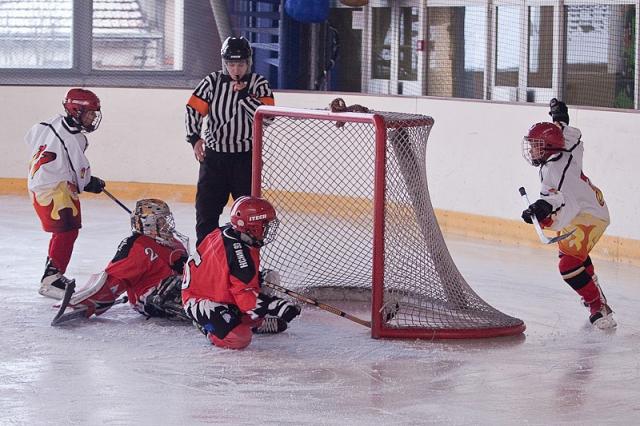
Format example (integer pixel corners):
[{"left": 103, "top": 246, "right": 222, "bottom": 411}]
[{"left": 1, "top": 195, "right": 639, "bottom": 425}]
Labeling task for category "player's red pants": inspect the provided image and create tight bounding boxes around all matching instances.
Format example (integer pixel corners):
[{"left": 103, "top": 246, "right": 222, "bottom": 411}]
[
  {"left": 48, "top": 229, "right": 78, "bottom": 273},
  {"left": 208, "top": 323, "right": 253, "bottom": 349}
]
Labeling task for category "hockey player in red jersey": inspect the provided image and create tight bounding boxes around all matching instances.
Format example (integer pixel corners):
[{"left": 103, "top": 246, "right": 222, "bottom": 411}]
[
  {"left": 182, "top": 196, "right": 300, "bottom": 349},
  {"left": 521, "top": 99, "right": 615, "bottom": 329},
  {"left": 55, "top": 199, "right": 189, "bottom": 322},
  {"left": 25, "top": 88, "right": 106, "bottom": 299}
]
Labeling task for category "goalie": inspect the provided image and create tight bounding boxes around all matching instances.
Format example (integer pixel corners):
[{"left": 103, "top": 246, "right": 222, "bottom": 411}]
[
  {"left": 54, "top": 199, "right": 189, "bottom": 322},
  {"left": 182, "top": 196, "right": 300, "bottom": 349}
]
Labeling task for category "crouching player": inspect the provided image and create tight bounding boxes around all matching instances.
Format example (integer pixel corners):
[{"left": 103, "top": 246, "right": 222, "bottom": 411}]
[
  {"left": 53, "top": 199, "right": 189, "bottom": 323},
  {"left": 182, "top": 196, "right": 300, "bottom": 349}
]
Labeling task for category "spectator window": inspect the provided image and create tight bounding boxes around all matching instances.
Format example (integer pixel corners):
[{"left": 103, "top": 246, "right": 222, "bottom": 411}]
[
  {"left": 0, "top": 0, "right": 73, "bottom": 69},
  {"left": 92, "top": 0, "right": 184, "bottom": 71}
]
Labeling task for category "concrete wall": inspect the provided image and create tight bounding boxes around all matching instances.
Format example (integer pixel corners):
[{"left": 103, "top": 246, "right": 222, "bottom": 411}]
[{"left": 2, "top": 86, "right": 639, "bottom": 242}]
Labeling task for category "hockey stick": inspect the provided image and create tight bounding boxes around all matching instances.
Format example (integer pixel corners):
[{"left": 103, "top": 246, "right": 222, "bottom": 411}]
[
  {"left": 518, "top": 187, "right": 575, "bottom": 244},
  {"left": 103, "top": 189, "right": 132, "bottom": 214},
  {"left": 262, "top": 280, "right": 372, "bottom": 328},
  {"left": 51, "top": 295, "right": 129, "bottom": 326}
]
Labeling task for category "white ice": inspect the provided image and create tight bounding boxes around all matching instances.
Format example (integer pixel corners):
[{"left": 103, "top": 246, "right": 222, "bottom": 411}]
[{"left": 1, "top": 194, "right": 639, "bottom": 425}]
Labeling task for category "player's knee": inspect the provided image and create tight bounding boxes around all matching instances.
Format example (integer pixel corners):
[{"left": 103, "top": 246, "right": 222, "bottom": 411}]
[
  {"left": 558, "top": 254, "right": 591, "bottom": 290},
  {"left": 208, "top": 325, "right": 252, "bottom": 350}
]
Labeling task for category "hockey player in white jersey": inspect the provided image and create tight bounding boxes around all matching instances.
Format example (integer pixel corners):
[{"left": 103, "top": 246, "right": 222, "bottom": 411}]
[
  {"left": 521, "top": 99, "right": 615, "bottom": 329},
  {"left": 25, "top": 88, "right": 106, "bottom": 299}
]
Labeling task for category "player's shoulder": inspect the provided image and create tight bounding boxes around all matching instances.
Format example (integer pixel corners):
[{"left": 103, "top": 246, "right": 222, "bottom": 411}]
[
  {"left": 562, "top": 124, "right": 582, "bottom": 143},
  {"left": 221, "top": 227, "right": 256, "bottom": 283},
  {"left": 204, "top": 71, "right": 223, "bottom": 83},
  {"left": 251, "top": 73, "right": 270, "bottom": 84},
  {"left": 111, "top": 233, "right": 143, "bottom": 263}
]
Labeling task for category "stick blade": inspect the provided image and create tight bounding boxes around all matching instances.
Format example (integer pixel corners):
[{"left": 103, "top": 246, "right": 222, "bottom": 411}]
[
  {"left": 547, "top": 228, "right": 576, "bottom": 244},
  {"left": 50, "top": 280, "right": 76, "bottom": 326}
]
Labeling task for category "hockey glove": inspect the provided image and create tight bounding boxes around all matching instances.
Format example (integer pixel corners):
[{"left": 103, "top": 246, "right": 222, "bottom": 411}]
[
  {"left": 278, "top": 302, "right": 301, "bottom": 323},
  {"left": 521, "top": 199, "right": 553, "bottom": 224},
  {"left": 549, "top": 98, "right": 570, "bottom": 124},
  {"left": 84, "top": 176, "right": 105, "bottom": 194},
  {"left": 171, "top": 255, "right": 188, "bottom": 274}
]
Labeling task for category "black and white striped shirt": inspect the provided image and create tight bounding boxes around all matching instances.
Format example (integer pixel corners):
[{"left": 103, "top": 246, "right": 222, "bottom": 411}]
[{"left": 185, "top": 71, "right": 274, "bottom": 153}]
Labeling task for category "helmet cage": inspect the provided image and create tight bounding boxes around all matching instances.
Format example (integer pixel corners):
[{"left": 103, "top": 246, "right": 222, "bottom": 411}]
[
  {"left": 131, "top": 199, "right": 176, "bottom": 246},
  {"left": 522, "top": 122, "right": 564, "bottom": 166},
  {"left": 522, "top": 136, "right": 546, "bottom": 166}
]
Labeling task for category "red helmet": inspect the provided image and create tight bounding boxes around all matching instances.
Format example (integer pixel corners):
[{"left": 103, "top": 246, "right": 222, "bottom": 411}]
[
  {"left": 230, "top": 196, "right": 279, "bottom": 247},
  {"left": 522, "top": 122, "right": 564, "bottom": 166},
  {"left": 63, "top": 88, "right": 102, "bottom": 132}
]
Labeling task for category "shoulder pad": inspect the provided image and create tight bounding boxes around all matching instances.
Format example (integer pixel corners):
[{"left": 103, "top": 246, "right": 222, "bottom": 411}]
[
  {"left": 223, "top": 235, "right": 255, "bottom": 284},
  {"left": 111, "top": 234, "right": 141, "bottom": 263}
]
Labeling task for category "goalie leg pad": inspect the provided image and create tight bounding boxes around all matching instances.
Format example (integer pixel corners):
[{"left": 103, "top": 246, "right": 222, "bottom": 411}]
[{"left": 68, "top": 272, "right": 125, "bottom": 317}]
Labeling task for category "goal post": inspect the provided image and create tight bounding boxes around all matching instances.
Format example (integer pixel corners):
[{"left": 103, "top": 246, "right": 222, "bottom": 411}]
[{"left": 252, "top": 106, "right": 525, "bottom": 339}]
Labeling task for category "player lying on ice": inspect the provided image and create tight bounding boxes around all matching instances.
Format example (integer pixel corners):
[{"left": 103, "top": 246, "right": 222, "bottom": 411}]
[
  {"left": 182, "top": 196, "right": 301, "bottom": 349},
  {"left": 52, "top": 199, "right": 190, "bottom": 323},
  {"left": 521, "top": 99, "right": 616, "bottom": 330}
]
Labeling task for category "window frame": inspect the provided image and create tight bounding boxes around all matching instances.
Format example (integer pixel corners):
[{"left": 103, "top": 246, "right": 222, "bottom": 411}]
[{"left": 0, "top": 0, "right": 201, "bottom": 89}]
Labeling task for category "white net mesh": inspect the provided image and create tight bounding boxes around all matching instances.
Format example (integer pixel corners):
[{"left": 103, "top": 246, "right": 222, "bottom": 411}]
[{"left": 254, "top": 107, "right": 524, "bottom": 338}]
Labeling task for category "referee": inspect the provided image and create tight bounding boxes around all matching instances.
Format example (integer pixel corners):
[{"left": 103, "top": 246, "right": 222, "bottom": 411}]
[{"left": 185, "top": 37, "right": 275, "bottom": 246}]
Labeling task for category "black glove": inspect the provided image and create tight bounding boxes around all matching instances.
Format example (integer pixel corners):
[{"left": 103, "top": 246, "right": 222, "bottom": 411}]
[
  {"left": 171, "top": 255, "right": 188, "bottom": 274},
  {"left": 521, "top": 199, "right": 553, "bottom": 224},
  {"left": 278, "top": 303, "right": 301, "bottom": 323},
  {"left": 549, "top": 98, "right": 569, "bottom": 124},
  {"left": 84, "top": 176, "right": 105, "bottom": 194}
]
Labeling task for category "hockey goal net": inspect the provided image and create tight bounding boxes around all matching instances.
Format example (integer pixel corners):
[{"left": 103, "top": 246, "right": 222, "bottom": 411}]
[{"left": 252, "top": 105, "right": 525, "bottom": 339}]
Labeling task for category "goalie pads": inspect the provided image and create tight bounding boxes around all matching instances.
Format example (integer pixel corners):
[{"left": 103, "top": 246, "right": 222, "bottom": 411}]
[{"left": 66, "top": 271, "right": 125, "bottom": 317}]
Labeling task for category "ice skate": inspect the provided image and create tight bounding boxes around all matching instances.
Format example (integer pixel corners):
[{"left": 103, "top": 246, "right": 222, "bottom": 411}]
[
  {"left": 589, "top": 304, "right": 617, "bottom": 330},
  {"left": 252, "top": 316, "right": 288, "bottom": 334},
  {"left": 39, "top": 258, "right": 74, "bottom": 300}
]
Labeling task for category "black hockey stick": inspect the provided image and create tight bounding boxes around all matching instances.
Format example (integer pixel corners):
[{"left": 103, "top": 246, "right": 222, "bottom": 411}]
[
  {"left": 103, "top": 189, "right": 132, "bottom": 214},
  {"left": 518, "top": 187, "right": 575, "bottom": 244}
]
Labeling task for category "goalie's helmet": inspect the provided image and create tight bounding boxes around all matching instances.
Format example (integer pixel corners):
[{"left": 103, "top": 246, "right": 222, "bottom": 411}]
[
  {"left": 221, "top": 37, "right": 252, "bottom": 73},
  {"left": 522, "top": 122, "right": 565, "bottom": 166},
  {"left": 63, "top": 88, "right": 102, "bottom": 132},
  {"left": 131, "top": 199, "right": 176, "bottom": 246},
  {"left": 230, "top": 196, "right": 279, "bottom": 247}
]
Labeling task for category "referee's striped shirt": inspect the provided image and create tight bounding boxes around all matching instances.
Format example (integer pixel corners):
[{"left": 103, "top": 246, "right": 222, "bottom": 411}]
[{"left": 185, "top": 71, "right": 274, "bottom": 153}]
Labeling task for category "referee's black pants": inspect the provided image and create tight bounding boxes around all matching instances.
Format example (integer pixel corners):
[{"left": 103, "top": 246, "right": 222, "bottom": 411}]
[{"left": 195, "top": 150, "right": 252, "bottom": 247}]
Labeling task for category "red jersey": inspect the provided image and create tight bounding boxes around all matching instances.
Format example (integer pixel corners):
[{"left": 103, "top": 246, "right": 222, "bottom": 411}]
[
  {"left": 182, "top": 226, "right": 260, "bottom": 313},
  {"left": 106, "top": 234, "right": 187, "bottom": 306}
]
